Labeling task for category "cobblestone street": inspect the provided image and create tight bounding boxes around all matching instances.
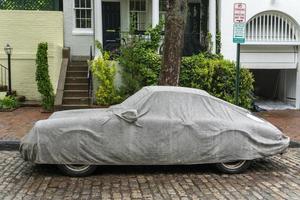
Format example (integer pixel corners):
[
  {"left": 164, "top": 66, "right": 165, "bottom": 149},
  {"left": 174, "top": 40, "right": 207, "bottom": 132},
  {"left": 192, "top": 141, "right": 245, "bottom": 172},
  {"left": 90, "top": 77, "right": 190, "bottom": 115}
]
[{"left": 0, "top": 149, "right": 299, "bottom": 200}]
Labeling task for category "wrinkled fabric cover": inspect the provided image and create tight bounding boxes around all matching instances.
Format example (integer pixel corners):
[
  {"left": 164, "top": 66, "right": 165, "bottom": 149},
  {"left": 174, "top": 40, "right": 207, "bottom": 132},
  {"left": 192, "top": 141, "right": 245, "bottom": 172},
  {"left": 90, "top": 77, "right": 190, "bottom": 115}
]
[{"left": 20, "top": 86, "right": 290, "bottom": 165}]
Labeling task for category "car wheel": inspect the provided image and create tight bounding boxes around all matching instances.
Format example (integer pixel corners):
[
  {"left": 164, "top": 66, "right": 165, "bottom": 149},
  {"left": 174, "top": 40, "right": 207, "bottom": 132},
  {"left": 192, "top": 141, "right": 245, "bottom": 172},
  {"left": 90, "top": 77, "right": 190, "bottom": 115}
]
[
  {"left": 215, "top": 160, "right": 252, "bottom": 174},
  {"left": 57, "top": 164, "right": 97, "bottom": 177}
]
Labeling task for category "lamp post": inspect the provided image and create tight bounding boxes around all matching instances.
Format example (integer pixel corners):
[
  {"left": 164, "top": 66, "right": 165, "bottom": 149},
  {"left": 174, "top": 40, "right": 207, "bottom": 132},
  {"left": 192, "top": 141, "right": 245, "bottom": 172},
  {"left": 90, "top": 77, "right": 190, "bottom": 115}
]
[{"left": 4, "top": 44, "right": 12, "bottom": 95}]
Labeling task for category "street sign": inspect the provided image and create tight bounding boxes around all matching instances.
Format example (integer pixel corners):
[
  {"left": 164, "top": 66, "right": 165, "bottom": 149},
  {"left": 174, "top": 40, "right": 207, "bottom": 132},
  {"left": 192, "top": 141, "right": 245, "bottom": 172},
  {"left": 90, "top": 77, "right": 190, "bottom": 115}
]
[
  {"left": 233, "top": 23, "right": 246, "bottom": 43},
  {"left": 233, "top": 3, "right": 246, "bottom": 23},
  {"left": 233, "top": 3, "right": 246, "bottom": 44},
  {"left": 233, "top": 3, "right": 247, "bottom": 105}
]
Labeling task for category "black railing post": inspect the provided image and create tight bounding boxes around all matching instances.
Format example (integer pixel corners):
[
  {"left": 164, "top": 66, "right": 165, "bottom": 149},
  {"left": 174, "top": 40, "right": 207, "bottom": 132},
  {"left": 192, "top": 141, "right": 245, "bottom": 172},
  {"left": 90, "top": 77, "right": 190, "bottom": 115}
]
[
  {"left": 88, "top": 45, "right": 93, "bottom": 106},
  {"left": 7, "top": 53, "right": 12, "bottom": 95}
]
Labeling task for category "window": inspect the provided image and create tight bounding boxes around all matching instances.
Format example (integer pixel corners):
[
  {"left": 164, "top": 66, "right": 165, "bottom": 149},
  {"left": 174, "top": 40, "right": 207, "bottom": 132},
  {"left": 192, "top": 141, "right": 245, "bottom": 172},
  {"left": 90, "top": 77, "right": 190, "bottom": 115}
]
[
  {"left": 74, "top": 0, "right": 92, "bottom": 29},
  {"left": 159, "top": 0, "right": 167, "bottom": 22},
  {"left": 130, "top": 0, "right": 147, "bottom": 32}
]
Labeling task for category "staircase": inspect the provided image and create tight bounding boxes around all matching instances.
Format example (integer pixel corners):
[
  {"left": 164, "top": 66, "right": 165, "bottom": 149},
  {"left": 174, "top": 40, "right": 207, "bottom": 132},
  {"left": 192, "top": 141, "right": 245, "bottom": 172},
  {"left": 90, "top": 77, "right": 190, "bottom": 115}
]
[{"left": 62, "top": 61, "right": 90, "bottom": 110}]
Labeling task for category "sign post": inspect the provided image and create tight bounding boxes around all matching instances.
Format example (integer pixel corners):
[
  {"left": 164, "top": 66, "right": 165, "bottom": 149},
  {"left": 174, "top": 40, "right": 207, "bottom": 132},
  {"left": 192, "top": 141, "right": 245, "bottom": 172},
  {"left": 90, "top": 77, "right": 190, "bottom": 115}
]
[{"left": 233, "top": 3, "right": 246, "bottom": 105}]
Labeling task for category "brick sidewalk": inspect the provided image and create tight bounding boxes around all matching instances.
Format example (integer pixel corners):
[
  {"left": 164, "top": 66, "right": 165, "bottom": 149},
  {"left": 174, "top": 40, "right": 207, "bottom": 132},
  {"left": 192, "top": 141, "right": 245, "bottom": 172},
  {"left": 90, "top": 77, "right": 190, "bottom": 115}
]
[
  {"left": 257, "top": 110, "right": 300, "bottom": 142},
  {"left": 0, "top": 149, "right": 300, "bottom": 199},
  {"left": 0, "top": 107, "right": 299, "bottom": 142},
  {"left": 0, "top": 107, "right": 51, "bottom": 140}
]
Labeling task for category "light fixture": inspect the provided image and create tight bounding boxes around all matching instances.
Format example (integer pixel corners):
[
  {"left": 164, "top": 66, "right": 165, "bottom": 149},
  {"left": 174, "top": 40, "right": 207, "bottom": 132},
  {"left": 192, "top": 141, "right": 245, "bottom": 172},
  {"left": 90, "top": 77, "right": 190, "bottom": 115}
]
[{"left": 4, "top": 44, "right": 12, "bottom": 55}]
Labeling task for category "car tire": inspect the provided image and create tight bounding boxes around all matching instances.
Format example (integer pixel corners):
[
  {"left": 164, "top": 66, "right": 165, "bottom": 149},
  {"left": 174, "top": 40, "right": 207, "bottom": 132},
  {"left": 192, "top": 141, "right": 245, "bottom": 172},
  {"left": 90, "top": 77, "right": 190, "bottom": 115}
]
[
  {"left": 215, "top": 160, "right": 252, "bottom": 174},
  {"left": 57, "top": 164, "right": 97, "bottom": 177}
]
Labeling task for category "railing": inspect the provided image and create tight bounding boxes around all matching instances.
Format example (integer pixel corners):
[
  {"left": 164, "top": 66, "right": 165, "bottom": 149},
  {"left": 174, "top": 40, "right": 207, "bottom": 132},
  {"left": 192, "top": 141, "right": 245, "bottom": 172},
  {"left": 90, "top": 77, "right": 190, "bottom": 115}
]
[
  {"left": 0, "top": 64, "right": 8, "bottom": 92},
  {"left": 88, "top": 46, "right": 94, "bottom": 106}
]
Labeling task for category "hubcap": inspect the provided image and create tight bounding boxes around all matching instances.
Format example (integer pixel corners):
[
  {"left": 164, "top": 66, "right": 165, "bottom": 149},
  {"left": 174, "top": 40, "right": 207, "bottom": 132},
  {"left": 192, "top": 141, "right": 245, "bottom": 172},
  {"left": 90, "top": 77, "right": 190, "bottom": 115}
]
[
  {"left": 221, "top": 160, "right": 246, "bottom": 170},
  {"left": 65, "top": 165, "right": 90, "bottom": 172}
]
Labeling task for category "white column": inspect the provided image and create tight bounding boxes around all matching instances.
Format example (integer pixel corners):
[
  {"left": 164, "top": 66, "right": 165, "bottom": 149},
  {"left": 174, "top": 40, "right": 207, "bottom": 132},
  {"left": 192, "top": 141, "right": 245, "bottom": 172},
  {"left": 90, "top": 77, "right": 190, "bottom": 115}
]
[
  {"left": 94, "top": 0, "right": 103, "bottom": 56},
  {"left": 208, "top": 0, "right": 217, "bottom": 53},
  {"left": 296, "top": 47, "right": 300, "bottom": 109},
  {"left": 152, "top": 0, "right": 160, "bottom": 28}
]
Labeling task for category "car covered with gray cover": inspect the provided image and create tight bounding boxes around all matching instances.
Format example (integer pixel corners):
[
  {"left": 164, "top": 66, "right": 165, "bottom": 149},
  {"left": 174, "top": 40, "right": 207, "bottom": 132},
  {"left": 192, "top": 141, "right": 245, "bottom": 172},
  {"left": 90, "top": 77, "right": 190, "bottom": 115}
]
[{"left": 20, "top": 86, "right": 289, "bottom": 176}]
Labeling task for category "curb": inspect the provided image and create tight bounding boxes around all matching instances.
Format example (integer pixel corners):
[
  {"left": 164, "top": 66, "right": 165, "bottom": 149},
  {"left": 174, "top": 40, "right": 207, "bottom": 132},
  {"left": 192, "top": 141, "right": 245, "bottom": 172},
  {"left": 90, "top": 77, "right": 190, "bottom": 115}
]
[
  {"left": 0, "top": 140, "right": 300, "bottom": 151},
  {"left": 0, "top": 141, "right": 20, "bottom": 151},
  {"left": 289, "top": 141, "right": 300, "bottom": 148}
]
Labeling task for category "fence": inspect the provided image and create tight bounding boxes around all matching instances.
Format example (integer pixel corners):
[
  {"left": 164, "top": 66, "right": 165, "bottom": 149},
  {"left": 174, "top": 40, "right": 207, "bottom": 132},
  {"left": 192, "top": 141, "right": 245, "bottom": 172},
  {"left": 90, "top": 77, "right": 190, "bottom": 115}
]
[{"left": 0, "top": 0, "right": 61, "bottom": 11}]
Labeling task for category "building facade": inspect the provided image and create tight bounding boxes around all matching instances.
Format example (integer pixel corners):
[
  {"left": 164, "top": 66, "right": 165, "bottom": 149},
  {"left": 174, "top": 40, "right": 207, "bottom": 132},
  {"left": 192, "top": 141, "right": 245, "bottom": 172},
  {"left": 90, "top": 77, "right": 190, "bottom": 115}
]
[
  {"left": 63, "top": 0, "right": 217, "bottom": 57},
  {"left": 220, "top": 0, "right": 300, "bottom": 108}
]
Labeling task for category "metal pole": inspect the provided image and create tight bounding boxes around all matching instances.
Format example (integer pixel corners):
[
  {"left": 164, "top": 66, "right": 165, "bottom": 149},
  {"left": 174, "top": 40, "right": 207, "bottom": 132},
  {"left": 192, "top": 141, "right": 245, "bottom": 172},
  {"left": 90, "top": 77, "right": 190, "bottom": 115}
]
[
  {"left": 7, "top": 53, "right": 12, "bottom": 95},
  {"left": 235, "top": 43, "right": 241, "bottom": 105}
]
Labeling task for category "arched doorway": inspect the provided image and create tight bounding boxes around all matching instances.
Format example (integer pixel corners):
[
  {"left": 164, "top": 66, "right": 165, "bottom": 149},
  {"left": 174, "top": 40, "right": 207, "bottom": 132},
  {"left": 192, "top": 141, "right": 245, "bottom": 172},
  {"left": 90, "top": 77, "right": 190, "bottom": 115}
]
[{"left": 241, "top": 11, "right": 300, "bottom": 110}]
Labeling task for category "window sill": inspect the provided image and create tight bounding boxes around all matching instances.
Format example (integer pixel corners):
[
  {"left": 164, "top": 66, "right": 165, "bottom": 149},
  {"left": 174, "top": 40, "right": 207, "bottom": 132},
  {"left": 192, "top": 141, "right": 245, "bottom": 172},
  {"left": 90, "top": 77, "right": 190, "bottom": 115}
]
[{"left": 72, "top": 29, "right": 94, "bottom": 36}]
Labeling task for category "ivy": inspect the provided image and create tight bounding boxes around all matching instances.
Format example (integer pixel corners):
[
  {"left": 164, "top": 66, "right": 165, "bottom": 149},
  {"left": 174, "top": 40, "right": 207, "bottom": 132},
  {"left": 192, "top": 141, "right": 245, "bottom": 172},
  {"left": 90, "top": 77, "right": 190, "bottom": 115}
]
[{"left": 35, "top": 43, "right": 54, "bottom": 111}]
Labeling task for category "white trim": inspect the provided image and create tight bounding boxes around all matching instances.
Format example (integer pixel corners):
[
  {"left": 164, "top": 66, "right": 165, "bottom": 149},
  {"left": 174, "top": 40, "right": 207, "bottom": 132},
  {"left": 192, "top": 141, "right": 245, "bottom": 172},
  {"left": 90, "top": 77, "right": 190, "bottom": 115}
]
[
  {"left": 209, "top": 0, "right": 217, "bottom": 53},
  {"left": 246, "top": 11, "right": 300, "bottom": 43},
  {"left": 241, "top": 63, "right": 297, "bottom": 69},
  {"left": 72, "top": 29, "right": 94, "bottom": 36},
  {"left": 243, "top": 42, "right": 300, "bottom": 46},
  {"left": 72, "top": 0, "right": 94, "bottom": 31},
  {"left": 94, "top": 0, "right": 103, "bottom": 56},
  {"left": 152, "top": 0, "right": 159, "bottom": 27}
]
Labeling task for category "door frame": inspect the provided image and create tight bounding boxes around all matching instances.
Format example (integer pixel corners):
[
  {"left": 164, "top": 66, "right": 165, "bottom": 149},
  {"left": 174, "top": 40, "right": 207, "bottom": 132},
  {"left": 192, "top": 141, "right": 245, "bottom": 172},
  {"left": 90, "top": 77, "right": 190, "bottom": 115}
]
[
  {"left": 101, "top": 1, "right": 121, "bottom": 51},
  {"left": 94, "top": 0, "right": 122, "bottom": 55}
]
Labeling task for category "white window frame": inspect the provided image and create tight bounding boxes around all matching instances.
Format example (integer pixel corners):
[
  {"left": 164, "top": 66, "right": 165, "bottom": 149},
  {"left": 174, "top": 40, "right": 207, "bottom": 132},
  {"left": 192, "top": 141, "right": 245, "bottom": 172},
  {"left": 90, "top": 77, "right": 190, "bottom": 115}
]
[
  {"left": 72, "top": 0, "right": 94, "bottom": 36},
  {"left": 159, "top": 0, "right": 167, "bottom": 22},
  {"left": 130, "top": 0, "right": 147, "bottom": 32}
]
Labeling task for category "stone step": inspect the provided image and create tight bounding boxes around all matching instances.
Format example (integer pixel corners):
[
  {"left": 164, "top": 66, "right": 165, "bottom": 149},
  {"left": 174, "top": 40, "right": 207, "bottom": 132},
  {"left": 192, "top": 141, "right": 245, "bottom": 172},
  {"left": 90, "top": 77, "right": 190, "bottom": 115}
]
[
  {"left": 64, "top": 83, "right": 88, "bottom": 90},
  {"left": 65, "top": 77, "right": 88, "bottom": 84},
  {"left": 68, "top": 66, "right": 88, "bottom": 71},
  {"left": 61, "top": 104, "right": 90, "bottom": 110},
  {"left": 70, "top": 61, "right": 88, "bottom": 66},
  {"left": 66, "top": 71, "right": 88, "bottom": 78},
  {"left": 63, "top": 97, "right": 90, "bottom": 105},
  {"left": 63, "top": 90, "right": 89, "bottom": 98}
]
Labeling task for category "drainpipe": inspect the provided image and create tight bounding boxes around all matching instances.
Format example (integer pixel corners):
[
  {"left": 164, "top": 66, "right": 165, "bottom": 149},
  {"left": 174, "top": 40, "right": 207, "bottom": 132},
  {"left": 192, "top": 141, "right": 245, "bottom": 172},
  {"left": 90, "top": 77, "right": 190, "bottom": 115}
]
[{"left": 296, "top": 46, "right": 300, "bottom": 109}]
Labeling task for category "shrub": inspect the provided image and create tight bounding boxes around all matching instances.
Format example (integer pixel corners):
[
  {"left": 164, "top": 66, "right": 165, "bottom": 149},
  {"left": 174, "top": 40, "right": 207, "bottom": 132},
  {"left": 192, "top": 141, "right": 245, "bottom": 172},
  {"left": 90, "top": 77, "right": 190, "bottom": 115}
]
[
  {"left": 118, "top": 25, "right": 254, "bottom": 109},
  {"left": 181, "top": 54, "right": 254, "bottom": 109},
  {"left": 91, "top": 51, "right": 122, "bottom": 106},
  {"left": 0, "top": 96, "right": 19, "bottom": 110},
  {"left": 118, "top": 23, "right": 163, "bottom": 98},
  {"left": 35, "top": 43, "right": 54, "bottom": 111}
]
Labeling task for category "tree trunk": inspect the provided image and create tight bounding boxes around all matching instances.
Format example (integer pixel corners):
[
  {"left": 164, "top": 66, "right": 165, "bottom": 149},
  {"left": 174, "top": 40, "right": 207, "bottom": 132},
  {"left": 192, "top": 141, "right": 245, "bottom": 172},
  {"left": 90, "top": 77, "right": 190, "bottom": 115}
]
[{"left": 159, "top": 0, "right": 188, "bottom": 86}]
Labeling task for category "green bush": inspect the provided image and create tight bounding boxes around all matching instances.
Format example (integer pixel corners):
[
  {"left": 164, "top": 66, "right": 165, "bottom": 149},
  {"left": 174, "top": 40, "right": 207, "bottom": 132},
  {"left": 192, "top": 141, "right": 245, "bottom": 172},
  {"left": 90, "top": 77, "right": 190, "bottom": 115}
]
[
  {"left": 0, "top": 96, "right": 19, "bottom": 110},
  {"left": 118, "top": 25, "right": 254, "bottom": 109},
  {"left": 118, "top": 24, "right": 163, "bottom": 98},
  {"left": 181, "top": 54, "right": 254, "bottom": 109},
  {"left": 35, "top": 43, "right": 54, "bottom": 111},
  {"left": 91, "top": 51, "right": 122, "bottom": 106}
]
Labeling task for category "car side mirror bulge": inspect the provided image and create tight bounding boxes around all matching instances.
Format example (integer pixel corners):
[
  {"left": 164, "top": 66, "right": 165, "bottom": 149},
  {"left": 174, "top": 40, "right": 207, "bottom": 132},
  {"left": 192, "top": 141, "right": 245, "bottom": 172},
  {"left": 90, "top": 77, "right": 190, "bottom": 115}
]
[{"left": 121, "top": 109, "right": 138, "bottom": 123}]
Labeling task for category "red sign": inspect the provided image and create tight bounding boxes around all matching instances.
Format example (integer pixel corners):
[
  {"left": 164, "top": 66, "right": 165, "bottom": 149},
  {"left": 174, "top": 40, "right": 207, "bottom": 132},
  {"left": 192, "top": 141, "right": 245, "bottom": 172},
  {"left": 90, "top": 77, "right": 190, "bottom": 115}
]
[{"left": 234, "top": 3, "right": 246, "bottom": 23}]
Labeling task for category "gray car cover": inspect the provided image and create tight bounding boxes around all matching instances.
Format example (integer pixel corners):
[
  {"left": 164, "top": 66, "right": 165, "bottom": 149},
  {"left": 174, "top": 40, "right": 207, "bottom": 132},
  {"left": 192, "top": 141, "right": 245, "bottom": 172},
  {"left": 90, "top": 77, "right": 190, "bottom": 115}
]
[{"left": 20, "top": 86, "right": 290, "bottom": 165}]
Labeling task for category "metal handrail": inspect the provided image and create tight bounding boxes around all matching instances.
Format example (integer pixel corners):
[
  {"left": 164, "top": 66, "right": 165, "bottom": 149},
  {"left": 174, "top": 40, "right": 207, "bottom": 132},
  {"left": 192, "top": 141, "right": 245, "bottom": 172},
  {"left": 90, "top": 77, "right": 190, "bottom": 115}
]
[
  {"left": 87, "top": 46, "right": 94, "bottom": 106},
  {"left": 0, "top": 64, "right": 8, "bottom": 90}
]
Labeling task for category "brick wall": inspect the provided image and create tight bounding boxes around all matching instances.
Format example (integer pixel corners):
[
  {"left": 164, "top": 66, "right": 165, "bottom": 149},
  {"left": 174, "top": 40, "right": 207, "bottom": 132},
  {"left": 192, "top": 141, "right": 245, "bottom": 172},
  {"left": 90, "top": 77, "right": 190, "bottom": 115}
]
[{"left": 0, "top": 10, "right": 63, "bottom": 100}]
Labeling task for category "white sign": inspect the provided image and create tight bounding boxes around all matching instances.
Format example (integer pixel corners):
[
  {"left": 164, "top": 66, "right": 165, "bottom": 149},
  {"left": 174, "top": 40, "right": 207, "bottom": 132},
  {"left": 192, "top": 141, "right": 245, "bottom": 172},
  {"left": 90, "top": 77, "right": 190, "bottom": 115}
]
[
  {"left": 233, "top": 3, "right": 246, "bottom": 43},
  {"left": 234, "top": 3, "right": 246, "bottom": 23}
]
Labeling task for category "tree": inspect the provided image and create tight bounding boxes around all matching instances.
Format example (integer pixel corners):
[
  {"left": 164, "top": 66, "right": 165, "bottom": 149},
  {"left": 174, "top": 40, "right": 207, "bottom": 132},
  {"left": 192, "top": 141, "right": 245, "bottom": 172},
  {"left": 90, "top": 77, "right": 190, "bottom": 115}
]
[{"left": 159, "top": 0, "right": 188, "bottom": 86}]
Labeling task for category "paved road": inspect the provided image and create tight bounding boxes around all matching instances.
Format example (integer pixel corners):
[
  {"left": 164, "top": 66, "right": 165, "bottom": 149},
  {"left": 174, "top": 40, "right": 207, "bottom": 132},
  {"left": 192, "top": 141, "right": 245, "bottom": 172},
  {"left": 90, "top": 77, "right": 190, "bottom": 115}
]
[{"left": 0, "top": 149, "right": 299, "bottom": 200}]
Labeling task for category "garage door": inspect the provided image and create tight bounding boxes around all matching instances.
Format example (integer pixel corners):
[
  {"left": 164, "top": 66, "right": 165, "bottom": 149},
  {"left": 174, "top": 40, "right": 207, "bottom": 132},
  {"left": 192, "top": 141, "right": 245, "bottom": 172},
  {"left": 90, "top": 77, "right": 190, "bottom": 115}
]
[{"left": 241, "top": 45, "right": 298, "bottom": 69}]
